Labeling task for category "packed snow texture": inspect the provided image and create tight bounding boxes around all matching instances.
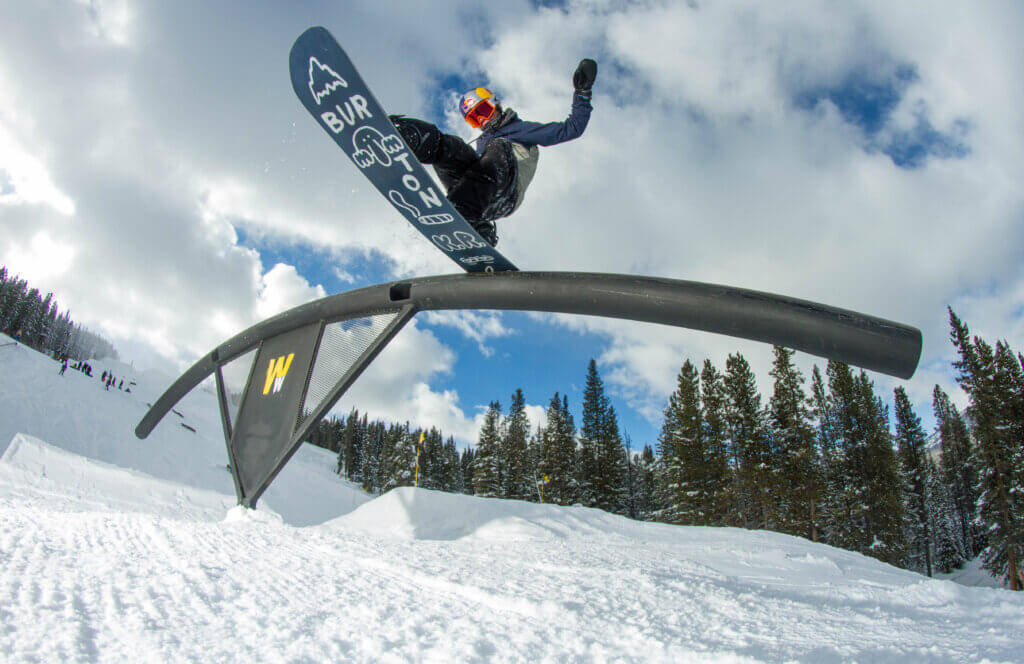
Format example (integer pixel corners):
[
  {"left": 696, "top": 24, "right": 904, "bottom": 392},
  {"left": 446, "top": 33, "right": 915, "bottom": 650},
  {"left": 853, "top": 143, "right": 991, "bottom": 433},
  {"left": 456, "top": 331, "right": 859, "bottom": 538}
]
[{"left": 0, "top": 336, "right": 1020, "bottom": 663}]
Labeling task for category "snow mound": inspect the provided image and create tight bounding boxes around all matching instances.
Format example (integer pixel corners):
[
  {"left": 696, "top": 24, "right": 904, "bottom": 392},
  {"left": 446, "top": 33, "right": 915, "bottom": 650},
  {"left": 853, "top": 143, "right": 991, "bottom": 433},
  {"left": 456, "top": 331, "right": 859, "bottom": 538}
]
[
  {"left": 0, "top": 432, "right": 234, "bottom": 520},
  {"left": 330, "top": 486, "right": 630, "bottom": 541}
]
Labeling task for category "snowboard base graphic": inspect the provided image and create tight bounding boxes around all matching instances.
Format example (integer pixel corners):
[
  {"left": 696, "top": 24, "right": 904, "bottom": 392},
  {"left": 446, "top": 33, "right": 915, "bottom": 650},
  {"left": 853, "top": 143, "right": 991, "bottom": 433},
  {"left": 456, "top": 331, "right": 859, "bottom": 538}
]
[{"left": 289, "top": 26, "right": 518, "bottom": 273}]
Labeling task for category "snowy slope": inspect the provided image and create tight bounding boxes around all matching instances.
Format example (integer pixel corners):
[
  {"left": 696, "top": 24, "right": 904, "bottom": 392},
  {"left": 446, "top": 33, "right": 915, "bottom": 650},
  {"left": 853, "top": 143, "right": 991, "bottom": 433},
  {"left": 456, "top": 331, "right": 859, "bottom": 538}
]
[
  {"left": 0, "top": 335, "right": 371, "bottom": 525},
  {"left": 0, "top": 336, "right": 1021, "bottom": 663}
]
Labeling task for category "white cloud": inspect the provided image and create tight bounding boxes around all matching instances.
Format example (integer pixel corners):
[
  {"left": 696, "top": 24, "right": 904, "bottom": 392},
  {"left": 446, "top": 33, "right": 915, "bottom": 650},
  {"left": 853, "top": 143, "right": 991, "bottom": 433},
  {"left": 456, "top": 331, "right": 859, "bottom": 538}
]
[
  {"left": 255, "top": 263, "right": 327, "bottom": 320},
  {"left": 76, "top": 0, "right": 135, "bottom": 46},
  {"left": 0, "top": 230, "right": 77, "bottom": 284},
  {"left": 421, "top": 310, "right": 515, "bottom": 357},
  {"left": 1, "top": 0, "right": 1021, "bottom": 445},
  {"left": 0, "top": 123, "right": 75, "bottom": 215}
]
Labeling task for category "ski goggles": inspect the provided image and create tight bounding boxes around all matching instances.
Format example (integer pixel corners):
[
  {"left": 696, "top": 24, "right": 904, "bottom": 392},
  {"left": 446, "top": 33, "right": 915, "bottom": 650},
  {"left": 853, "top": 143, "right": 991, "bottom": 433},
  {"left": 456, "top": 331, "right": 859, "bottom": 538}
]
[{"left": 461, "top": 88, "right": 497, "bottom": 129}]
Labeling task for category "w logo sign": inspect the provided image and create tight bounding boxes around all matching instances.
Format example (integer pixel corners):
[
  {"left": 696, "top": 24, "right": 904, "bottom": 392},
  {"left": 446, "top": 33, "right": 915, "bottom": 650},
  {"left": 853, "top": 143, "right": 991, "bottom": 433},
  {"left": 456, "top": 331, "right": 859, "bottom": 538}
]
[{"left": 263, "top": 353, "right": 295, "bottom": 395}]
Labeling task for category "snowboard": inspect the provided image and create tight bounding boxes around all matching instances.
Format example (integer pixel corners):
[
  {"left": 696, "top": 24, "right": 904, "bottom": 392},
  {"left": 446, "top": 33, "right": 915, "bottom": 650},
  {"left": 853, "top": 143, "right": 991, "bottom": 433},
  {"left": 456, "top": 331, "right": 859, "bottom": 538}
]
[{"left": 289, "top": 26, "right": 518, "bottom": 273}]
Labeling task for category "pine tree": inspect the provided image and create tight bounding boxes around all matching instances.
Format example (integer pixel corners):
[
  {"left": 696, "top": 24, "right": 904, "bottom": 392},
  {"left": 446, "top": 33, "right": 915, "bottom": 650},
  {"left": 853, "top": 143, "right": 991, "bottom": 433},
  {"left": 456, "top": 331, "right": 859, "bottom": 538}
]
[
  {"left": 380, "top": 423, "right": 415, "bottom": 490},
  {"left": 632, "top": 445, "right": 660, "bottom": 520},
  {"left": 579, "top": 359, "right": 607, "bottom": 507},
  {"left": 622, "top": 435, "right": 638, "bottom": 518},
  {"left": 460, "top": 447, "right": 476, "bottom": 495},
  {"left": 725, "top": 353, "right": 772, "bottom": 529},
  {"left": 858, "top": 373, "right": 905, "bottom": 565},
  {"left": 658, "top": 360, "right": 703, "bottom": 524},
  {"left": 816, "top": 361, "right": 905, "bottom": 563},
  {"left": 768, "top": 347, "right": 820, "bottom": 539},
  {"left": 437, "top": 436, "right": 461, "bottom": 493},
  {"left": 473, "top": 401, "right": 502, "bottom": 498},
  {"left": 7, "top": 286, "right": 39, "bottom": 339},
  {"left": 894, "top": 387, "right": 932, "bottom": 576},
  {"left": 361, "top": 421, "right": 386, "bottom": 494},
  {"left": 26, "top": 291, "right": 54, "bottom": 349},
  {"left": 949, "top": 309, "right": 1023, "bottom": 590},
  {"left": 0, "top": 276, "right": 27, "bottom": 333},
  {"left": 501, "top": 389, "right": 531, "bottom": 500},
  {"left": 810, "top": 365, "right": 843, "bottom": 546},
  {"left": 925, "top": 456, "right": 967, "bottom": 573},
  {"left": 524, "top": 430, "right": 543, "bottom": 502},
  {"left": 933, "top": 385, "right": 979, "bottom": 555},
  {"left": 339, "top": 410, "right": 366, "bottom": 481},
  {"left": 700, "top": 361, "right": 734, "bottom": 527},
  {"left": 592, "top": 404, "right": 627, "bottom": 514},
  {"left": 539, "top": 392, "right": 577, "bottom": 505}
]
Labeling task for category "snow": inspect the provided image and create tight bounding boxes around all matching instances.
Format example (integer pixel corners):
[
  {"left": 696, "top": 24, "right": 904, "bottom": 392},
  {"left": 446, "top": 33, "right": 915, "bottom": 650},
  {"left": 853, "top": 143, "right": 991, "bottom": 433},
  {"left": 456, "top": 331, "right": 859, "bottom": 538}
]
[{"left": 1, "top": 336, "right": 1021, "bottom": 663}]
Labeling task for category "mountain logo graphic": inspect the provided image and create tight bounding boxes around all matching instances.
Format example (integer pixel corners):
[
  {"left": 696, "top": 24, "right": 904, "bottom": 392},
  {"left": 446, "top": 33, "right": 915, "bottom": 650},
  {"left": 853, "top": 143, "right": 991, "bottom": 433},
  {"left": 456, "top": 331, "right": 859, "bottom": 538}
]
[
  {"left": 262, "top": 353, "right": 295, "bottom": 396},
  {"left": 308, "top": 57, "right": 348, "bottom": 105}
]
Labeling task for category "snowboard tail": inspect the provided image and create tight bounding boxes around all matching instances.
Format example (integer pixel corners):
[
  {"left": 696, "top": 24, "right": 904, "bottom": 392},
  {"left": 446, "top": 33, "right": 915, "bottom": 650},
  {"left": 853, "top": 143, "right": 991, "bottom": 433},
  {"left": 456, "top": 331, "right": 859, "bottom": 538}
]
[{"left": 289, "top": 26, "right": 518, "bottom": 273}]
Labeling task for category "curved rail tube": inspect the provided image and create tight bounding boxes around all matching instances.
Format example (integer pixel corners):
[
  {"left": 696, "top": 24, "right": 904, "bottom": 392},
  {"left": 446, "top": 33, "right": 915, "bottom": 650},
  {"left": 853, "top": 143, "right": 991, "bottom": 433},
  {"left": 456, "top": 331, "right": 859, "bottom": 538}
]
[{"left": 137, "top": 271, "right": 921, "bottom": 439}]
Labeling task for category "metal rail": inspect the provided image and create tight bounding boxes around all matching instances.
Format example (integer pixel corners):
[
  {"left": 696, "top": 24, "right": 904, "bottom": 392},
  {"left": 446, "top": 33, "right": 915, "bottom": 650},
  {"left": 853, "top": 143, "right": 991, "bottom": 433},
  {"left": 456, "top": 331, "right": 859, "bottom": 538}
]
[{"left": 137, "top": 271, "right": 922, "bottom": 440}]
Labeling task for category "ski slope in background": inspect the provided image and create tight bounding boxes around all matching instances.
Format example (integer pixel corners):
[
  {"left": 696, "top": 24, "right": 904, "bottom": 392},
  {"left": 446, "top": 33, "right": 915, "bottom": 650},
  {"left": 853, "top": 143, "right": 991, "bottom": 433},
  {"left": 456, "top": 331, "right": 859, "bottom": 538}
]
[{"left": 0, "top": 336, "right": 1020, "bottom": 663}]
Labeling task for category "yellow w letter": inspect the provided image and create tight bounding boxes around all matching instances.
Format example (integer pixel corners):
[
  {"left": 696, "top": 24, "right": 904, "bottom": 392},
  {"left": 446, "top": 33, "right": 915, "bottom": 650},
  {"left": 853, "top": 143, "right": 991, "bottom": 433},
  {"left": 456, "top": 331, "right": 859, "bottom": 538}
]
[{"left": 262, "top": 353, "right": 295, "bottom": 395}]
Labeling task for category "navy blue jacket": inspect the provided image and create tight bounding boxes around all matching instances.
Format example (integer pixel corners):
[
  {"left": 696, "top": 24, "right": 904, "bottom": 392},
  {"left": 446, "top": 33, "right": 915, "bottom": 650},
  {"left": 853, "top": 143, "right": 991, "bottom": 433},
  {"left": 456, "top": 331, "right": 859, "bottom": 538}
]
[{"left": 475, "top": 93, "right": 593, "bottom": 155}]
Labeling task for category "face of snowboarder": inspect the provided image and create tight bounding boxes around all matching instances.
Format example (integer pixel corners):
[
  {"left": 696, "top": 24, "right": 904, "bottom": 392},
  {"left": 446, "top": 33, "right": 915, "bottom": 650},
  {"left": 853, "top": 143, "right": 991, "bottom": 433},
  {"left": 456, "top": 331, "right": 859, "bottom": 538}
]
[{"left": 460, "top": 87, "right": 498, "bottom": 129}]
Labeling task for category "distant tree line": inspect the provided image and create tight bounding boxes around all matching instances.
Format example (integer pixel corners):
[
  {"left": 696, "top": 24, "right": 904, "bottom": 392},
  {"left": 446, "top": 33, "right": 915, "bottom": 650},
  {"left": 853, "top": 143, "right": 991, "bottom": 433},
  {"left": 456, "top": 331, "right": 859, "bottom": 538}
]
[
  {"left": 308, "top": 309, "right": 1022, "bottom": 590},
  {"left": 0, "top": 266, "right": 118, "bottom": 361}
]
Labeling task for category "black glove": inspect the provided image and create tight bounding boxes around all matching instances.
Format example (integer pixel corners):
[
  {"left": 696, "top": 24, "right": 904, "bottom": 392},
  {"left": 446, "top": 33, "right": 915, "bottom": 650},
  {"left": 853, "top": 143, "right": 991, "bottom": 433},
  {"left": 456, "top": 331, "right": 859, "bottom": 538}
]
[{"left": 573, "top": 58, "right": 598, "bottom": 97}]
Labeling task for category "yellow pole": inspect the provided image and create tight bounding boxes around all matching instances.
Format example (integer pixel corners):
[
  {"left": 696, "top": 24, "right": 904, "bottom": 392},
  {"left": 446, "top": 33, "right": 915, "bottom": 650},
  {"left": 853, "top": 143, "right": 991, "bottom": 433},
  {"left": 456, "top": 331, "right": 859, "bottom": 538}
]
[{"left": 414, "top": 431, "right": 425, "bottom": 487}]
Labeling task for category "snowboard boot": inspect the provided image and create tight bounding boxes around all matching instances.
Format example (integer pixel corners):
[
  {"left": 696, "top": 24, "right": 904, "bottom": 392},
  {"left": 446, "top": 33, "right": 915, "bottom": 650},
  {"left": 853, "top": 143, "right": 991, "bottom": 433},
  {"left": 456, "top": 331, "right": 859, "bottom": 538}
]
[
  {"left": 389, "top": 115, "right": 439, "bottom": 162},
  {"left": 389, "top": 115, "right": 476, "bottom": 176},
  {"left": 472, "top": 220, "right": 499, "bottom": 247}
]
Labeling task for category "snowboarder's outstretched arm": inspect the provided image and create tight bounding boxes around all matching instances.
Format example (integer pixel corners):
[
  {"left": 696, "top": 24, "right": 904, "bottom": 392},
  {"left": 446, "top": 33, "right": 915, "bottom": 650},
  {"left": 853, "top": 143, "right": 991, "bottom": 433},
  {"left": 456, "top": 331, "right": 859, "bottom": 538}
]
[{"left": 490, "top": 58, "right": 597, "bottom": 147}]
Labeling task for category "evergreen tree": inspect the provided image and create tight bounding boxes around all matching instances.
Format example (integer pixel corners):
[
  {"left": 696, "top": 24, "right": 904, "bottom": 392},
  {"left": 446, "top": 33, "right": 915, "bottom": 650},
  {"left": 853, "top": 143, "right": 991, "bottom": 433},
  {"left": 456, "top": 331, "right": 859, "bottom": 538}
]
[
  {"left": 382, "top": 423, "right": 416, "bottom": 490},
  {"left": 658, "top": 360, "right": 703, "bottom": 524},
  {"left": 925, "top": 456, "right": 967, "bottom": 573},
  {"left": 768, "top": 347, "right": 820, "bottom": 539},
  {"left": 539, "top": 393, "right": 578, "bottom": 505},
  {"left": 579, "top": 359, "right": 608, "bottom": 507},
  {"left": 525, "top": 429, "right": 543, "bottom": 502},
  {"left": 816, "top": 361, "right": 858, "bottom": 550},
  {"left": 949, "top": 309, "right": 1023, "bottom": 590},
  {"left": 894, "top": 387, "right": 932, "bottom": 576},
  {"left": 933, "top": 385, "right": 979, "bottom": 555},
  {"left": 440, "top": 436, "right": 462, "bottom": 493},
  {"left": 473, "top": 401, "right": 502, "bottom": 498},
  {"left": 725, "top": 353, "right": 772, "bottom": 529},
  {"left": 592, "top": 403, "right": 627, "bottom": 514},
  {"left": 857, "top": 373, "right": 905, "bottom": 565},
  {"left": 460, "top": 447, "right": 476, "bottom": 495},
  {"left": 343, "top": 411, "right": 367, "bottom": 482},
  {"left": 622, "top": 435, "right": 638, "bottom": 518},
  {"left": 26, "top": 291, "right": 54, "bottom": 349},
  {"left": 700, "top": 360, "right": 734, "bottom": 527},
  {"left": 500, "top": 389, "right": 531, "bottom": 500},
  {"left": 7, "top": 286, "right": 39, "bottom": 338},
  {"left": 632, "top": 445, "right": 660, "bottom": 520},
  {"left": 361, "top": 421, "right": 386, "bottom": 494},
  {"left": 0, "top": 276, "right": 27, "bottom": 333}
]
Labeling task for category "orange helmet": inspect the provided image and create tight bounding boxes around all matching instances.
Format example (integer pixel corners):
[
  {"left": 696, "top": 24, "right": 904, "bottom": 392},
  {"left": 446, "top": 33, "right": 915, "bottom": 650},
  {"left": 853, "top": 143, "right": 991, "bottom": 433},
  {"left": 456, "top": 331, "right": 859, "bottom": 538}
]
[{"left": 460, "top": 87, "right": 498, "bottom": 129}]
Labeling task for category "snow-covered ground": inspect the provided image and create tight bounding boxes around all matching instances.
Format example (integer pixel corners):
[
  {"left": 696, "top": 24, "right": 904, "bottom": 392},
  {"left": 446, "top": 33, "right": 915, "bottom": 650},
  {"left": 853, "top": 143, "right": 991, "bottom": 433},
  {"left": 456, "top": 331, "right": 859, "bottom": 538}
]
[{"left": 0, "top": 337, "right": 1021, "bottom": 663}]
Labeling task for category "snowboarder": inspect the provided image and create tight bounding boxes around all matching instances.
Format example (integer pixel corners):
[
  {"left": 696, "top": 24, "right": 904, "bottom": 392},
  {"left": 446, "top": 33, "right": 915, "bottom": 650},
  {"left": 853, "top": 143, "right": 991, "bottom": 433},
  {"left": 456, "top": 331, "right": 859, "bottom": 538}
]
[{"left": 388, "top": 59, "right": 597, "bottom": 246}]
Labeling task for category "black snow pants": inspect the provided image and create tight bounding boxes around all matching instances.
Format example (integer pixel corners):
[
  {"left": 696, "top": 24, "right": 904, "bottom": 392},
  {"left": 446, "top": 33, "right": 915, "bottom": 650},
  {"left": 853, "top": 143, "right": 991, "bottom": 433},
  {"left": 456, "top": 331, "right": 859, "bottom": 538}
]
[{"left": 390, "top": 117, "right": 514, "bottom": 246}]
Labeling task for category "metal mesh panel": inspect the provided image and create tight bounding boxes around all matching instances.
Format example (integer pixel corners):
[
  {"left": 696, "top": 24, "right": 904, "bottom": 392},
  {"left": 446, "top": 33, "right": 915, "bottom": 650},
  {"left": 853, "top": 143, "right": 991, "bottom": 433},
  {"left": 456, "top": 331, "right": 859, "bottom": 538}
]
[
  {"left": 220, "top": 348, "right": 257, "bottom": 431},
  {"left": 297, "top": 312, "right": 399, "bottom": 430}
]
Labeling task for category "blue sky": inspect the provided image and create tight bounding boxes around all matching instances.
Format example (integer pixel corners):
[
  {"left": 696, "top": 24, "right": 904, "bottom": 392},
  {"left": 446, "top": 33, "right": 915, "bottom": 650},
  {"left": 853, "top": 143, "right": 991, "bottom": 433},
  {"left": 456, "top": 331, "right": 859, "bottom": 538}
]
[{"left": 2, "top": 1, "right": 1022, "bottom": 449}]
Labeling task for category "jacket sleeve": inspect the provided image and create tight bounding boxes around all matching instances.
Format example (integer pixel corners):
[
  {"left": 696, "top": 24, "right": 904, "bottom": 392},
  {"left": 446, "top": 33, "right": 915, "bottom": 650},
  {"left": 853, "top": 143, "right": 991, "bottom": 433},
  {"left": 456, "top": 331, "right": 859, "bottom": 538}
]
[{"left": 504, "top": 93, "right": 592, "bottom": 147}]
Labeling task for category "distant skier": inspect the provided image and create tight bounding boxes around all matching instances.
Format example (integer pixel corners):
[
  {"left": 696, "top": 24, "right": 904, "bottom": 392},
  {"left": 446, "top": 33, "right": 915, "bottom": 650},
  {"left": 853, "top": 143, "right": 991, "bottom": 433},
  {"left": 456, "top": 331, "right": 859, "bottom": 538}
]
[{"left": 388, "top": 59, "right": 596, "bottom": 246}]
